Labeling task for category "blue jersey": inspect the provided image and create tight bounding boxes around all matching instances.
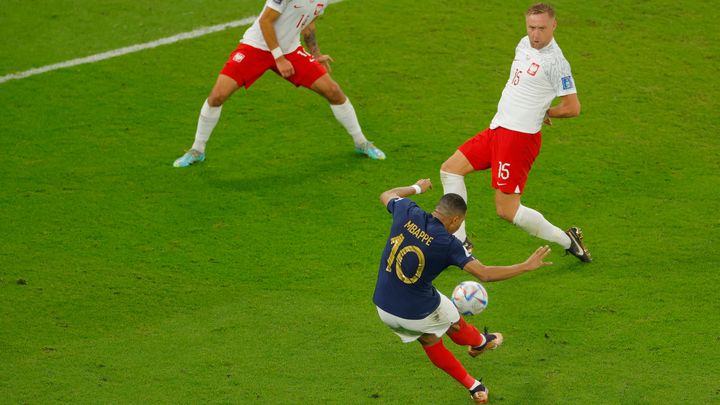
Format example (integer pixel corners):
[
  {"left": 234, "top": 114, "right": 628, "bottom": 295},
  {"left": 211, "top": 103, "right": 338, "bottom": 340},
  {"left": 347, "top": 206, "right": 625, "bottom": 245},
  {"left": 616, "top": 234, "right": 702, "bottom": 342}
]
[{"left": 372, "top": 198, "right": 474, "bottom": 319}]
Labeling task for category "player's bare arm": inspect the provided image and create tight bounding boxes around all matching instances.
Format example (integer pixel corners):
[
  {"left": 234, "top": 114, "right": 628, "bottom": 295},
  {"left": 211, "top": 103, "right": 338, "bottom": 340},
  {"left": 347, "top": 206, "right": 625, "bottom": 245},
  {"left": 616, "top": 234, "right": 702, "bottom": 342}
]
[
  {"left": 380, "top": 179, "right": 432, "bottom": 207},
  {"left": 302, "top": 22, "right": 320, "bottom": 57},
  {"left": 302, "top": 22, "right": 334, "bottom": 72},
  {"left": 463, "top": 245, "right": 552, "bottom": 282},
  {"left": 547, "top": 93, "right": 581, "bottom": 120},
  {"left": 259, "top": 7, "right": 294, "bottom": 78}
]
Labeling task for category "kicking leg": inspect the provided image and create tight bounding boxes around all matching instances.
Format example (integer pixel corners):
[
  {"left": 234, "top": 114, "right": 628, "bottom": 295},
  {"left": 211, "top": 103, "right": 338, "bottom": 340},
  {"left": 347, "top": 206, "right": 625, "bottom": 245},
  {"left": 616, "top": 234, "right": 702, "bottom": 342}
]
[{"left": 446, "top": 319, "right": 504, "bottom": 358}]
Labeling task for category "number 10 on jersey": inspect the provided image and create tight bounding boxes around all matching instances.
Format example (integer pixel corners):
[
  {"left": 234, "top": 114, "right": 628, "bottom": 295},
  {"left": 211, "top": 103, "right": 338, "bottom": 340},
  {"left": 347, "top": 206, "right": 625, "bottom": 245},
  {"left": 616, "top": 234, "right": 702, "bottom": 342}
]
[{"left": 386, "top": 234, "right": 426, "bottom": 284}]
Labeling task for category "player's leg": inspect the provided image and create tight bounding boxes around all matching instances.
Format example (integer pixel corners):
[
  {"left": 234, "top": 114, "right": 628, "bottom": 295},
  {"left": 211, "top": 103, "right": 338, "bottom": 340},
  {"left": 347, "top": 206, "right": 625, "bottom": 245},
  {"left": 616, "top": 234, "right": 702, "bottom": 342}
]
[
  {"left": 419, "top": 336, "right": 489, "bottom": 403},
  {"left": 446, "top": 318, "right": 504, "bottom": 357},
  {"left": 377, "top": 296, "right": 488, "bottom": 403},
  {"left": 284, "top": 47, "right": 385, "bottom": 159},
  {"left": 490, "top": 128, "right": 590, "bottom": 260},
  {"left": 197, "top": 73, "right": 242, "bottom": 149},
  {"left": 175, "top": 44, "right": 272, "bottom": 167},
  {"left": 446, "top": 318, "right": 499, "bottom": 349},
  {"left": 308, "top": 74, "right": 385, "bottom": 159},
  {"left": 440, "top": 130, "right": 492, "bottom": 250},
  {"left": 496, "top": 189, "right": 590, "bottom": 261},
  {"left": 495, "top": 183, "right": 571, "bottom": 243},
  {"left": 174, "top": 74, "right": 238, "bottom": 167},
  {"left": 419, "top": 335, "right": 475, "bottom": 388},
  {"left": 416, "top": 296, "right": 485, "bottom": 394},
  {"left": 440, "top": 150, "right": 475, "bottom": 245}
]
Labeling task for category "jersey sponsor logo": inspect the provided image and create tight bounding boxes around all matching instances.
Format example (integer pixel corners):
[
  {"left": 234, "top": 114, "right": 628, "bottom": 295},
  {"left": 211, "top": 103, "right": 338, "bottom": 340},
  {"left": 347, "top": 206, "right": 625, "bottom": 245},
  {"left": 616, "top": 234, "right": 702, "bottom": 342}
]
[
  {"left": 527, "top": 62, "right": 540, "bottom": 76},
  {"left": 561, "top": 75, "right": 574, "bottom": 90},
  {"left": 232, "top": 52, "right": 245, "bottom": 63}
]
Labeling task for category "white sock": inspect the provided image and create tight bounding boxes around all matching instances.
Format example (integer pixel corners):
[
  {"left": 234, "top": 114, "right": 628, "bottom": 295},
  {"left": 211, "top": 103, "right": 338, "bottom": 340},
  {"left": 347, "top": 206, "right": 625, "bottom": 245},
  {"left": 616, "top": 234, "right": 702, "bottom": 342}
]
[
  {"left": 440, "top": 170, "right": 468, "bottom": 242},
  {"left": 330, "top": 98, "right": 368, "bottom": 147},
  {"left": 513, "top": 204, "right": 571, "bottom": 248},
  {"left": 191, "top": 99, "right": 223, "bottom": 153}
]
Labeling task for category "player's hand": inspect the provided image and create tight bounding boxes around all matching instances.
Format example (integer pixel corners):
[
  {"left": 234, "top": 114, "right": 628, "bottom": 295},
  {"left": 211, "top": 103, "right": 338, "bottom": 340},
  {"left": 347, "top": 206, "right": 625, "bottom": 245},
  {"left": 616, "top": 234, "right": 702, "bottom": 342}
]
[
  {"left": 543, "top": 111, "right": 553, "bottom": 126},
  {"left": 525, "top": 245, "right": 553, "bottom": 270},
  {"left": 315, "top": 54, "right": 334, "bottom": 72},
  {"left": 276, "top": 56, "right": 295, "bottom": 78},
  {"left": 415, "top": 178, "right": 432, "bottom": 193}
]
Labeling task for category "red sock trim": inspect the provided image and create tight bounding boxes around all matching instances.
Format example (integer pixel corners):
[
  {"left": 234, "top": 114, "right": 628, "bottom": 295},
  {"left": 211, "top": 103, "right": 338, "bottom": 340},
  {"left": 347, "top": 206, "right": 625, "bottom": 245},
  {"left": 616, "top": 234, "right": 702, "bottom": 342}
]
[
  {"left": 423, "top": 339, "right": 476, "bottom": 389},
  {"left": 447, "top": 318, "right": 484, "bottom": 347}
]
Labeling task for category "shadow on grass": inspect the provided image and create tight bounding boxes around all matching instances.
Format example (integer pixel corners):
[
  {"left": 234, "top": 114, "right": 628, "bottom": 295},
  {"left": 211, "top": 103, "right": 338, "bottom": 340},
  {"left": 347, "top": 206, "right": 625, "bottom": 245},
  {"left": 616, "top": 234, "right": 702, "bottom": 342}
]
[{"left": 200, "top": 151, "right": 379, "bottom": 192}]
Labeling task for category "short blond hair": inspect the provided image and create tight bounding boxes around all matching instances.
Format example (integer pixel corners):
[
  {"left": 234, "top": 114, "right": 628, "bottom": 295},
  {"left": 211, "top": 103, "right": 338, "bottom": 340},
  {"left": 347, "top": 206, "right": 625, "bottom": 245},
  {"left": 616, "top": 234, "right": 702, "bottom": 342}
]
[{"left": 527, "top": 3, "right": 556, "bottom": 18}]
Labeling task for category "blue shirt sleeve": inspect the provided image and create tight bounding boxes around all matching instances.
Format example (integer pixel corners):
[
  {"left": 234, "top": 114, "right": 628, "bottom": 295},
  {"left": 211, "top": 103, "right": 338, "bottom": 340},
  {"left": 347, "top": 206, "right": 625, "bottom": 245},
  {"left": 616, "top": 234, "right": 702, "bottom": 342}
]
[
  {"left": 387, "top": 197, "right": 412, "bottom": 214},
  {"left": 448, "top": 237, "right": 475, "bottom": 269}
]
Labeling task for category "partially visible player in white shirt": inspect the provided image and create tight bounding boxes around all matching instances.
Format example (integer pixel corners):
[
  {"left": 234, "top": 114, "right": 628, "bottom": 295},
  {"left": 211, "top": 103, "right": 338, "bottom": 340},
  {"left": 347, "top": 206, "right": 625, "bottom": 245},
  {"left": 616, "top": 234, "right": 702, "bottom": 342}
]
[
  {"left": 241, "top": 0, "right": 317, "bottom": 54},
  {"left": 173, "top": 0, "right": 386, "bottom": 168},
  {"left": 491, "top": 36, "right": 577, "bottom": 134},
  {"left": 440, "top": 3, "right": 592, "bottom": 263}
]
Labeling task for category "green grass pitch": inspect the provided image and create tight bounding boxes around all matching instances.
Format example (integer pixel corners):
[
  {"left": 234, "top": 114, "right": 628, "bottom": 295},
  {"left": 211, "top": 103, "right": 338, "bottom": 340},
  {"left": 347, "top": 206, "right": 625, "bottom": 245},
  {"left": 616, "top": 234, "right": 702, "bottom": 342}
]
[{"left": 1, "top": 0, "right": 719, "bottom": 403}]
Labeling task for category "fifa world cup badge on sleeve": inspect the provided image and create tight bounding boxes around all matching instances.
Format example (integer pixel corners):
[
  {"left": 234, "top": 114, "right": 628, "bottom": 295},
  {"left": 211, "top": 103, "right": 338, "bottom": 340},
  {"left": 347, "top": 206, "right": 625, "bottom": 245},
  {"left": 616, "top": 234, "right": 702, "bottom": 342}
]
[{"left": 561, "top": 76, "right": 574, "bottom": 90}]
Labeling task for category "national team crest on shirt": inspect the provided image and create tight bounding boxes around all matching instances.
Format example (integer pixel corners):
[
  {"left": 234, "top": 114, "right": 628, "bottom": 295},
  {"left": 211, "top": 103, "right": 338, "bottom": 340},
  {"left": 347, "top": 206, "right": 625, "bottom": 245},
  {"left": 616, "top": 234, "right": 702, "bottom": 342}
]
[
  {"left": 232, "top": 52, "right": 245, "bottom": 63},
  {"left": 527, "top": 62, "right": 540, "bottom": 76},
  {"left": 561, "top": 76, "right": 575, "bottom": 90}
]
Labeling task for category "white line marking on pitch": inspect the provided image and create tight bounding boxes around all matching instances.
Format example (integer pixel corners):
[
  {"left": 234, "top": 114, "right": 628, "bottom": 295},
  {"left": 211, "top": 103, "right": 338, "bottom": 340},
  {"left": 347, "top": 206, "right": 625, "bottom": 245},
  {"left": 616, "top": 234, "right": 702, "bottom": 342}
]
[
  {"left": 0, "top": 17, "right": 256, "bottom": 84},
  {"left": 0, "top": 0, "right": 346, "bottom": 85}
]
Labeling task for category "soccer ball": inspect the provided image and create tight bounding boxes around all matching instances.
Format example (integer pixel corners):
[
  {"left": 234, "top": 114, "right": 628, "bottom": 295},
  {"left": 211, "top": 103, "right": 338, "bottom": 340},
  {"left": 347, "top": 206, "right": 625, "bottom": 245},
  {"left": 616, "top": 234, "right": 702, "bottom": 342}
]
[{"left": 451, "top": 281, "right": 489, "bottom": 316}]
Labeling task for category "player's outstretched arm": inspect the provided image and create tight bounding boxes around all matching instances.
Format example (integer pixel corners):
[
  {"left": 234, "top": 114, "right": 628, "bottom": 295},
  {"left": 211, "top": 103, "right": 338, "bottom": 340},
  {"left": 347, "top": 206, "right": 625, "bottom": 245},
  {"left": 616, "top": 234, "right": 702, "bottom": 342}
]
[
  {"left": 380, "top": 179, "right": 432, "bottom": 207},
  {"left": 463, "top": 245, "right": 553, "bottom": 282}
]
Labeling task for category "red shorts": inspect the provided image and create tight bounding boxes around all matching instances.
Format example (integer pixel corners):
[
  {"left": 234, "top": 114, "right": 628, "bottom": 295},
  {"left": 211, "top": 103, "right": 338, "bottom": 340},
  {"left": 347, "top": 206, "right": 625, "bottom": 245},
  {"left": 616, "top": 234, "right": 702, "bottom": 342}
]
[
  {"left": 219, "top": 43, "right": 327, "bottom": 89},
  {"left": 458, "top": 127, "right": 542, "bottom": 194}
]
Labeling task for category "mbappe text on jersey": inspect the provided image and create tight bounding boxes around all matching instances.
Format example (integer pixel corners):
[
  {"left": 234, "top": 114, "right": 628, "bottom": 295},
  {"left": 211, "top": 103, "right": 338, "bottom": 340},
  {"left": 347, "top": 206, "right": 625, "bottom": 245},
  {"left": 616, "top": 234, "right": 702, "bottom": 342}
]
[{"left": 403, "top": 220, "right": 434, "bottom": 246}]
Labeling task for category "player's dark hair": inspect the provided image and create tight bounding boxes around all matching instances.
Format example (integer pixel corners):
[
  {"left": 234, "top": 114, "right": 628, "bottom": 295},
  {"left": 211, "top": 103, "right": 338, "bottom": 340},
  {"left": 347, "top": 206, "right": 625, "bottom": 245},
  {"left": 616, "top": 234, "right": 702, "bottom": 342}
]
[
  {"left": 436, "top": 193, "right": 467, "bottom": 217},
  {"left": 527, "top": 3, "right": 555, "bottom": 18}
]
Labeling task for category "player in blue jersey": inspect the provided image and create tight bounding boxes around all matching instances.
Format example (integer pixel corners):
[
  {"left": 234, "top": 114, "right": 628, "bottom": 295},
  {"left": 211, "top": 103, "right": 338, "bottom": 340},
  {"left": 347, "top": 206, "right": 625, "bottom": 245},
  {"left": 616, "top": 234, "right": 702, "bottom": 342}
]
[{"left": 373, "top": 178, "right": 552, "bottom": 404}]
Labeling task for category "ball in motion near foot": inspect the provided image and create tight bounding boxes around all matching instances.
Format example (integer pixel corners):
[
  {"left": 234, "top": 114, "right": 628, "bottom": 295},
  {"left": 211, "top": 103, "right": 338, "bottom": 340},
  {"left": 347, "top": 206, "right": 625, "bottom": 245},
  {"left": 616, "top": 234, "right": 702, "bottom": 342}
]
[{"left": 451, "top": 281, "right": 488, "bottom": 315}]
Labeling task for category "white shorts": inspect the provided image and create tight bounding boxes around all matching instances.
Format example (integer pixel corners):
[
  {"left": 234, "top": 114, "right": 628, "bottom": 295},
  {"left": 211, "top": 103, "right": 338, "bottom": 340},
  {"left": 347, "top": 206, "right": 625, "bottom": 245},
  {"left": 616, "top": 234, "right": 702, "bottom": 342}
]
[{"left": 376, "top": 293, "right": 460, "bottom": 343}]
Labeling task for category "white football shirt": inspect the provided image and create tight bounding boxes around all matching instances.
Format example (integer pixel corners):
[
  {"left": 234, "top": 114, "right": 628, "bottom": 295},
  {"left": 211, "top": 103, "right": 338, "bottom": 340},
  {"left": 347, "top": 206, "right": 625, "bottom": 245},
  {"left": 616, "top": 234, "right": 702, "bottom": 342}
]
[
  {"left": 490, "top": 36, "right": 577, "bottom": 134},
  {"left": 241, "top": 0, "right": 327, "bottom": 53}
]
